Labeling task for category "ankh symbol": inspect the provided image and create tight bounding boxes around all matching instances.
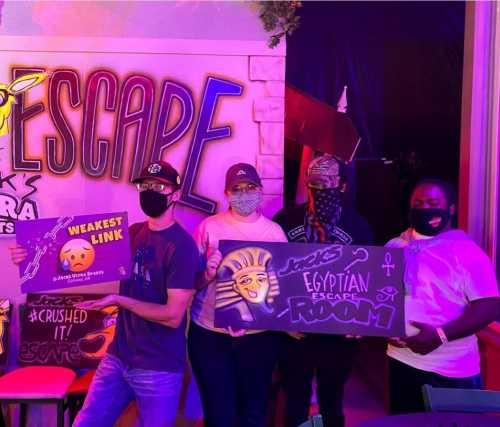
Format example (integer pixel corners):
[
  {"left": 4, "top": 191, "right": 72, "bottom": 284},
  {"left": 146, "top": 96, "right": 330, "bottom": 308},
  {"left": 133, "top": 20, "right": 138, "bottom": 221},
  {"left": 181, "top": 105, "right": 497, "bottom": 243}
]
[{"left": 382, "top": 252, "right": 395, "bottom": 277}]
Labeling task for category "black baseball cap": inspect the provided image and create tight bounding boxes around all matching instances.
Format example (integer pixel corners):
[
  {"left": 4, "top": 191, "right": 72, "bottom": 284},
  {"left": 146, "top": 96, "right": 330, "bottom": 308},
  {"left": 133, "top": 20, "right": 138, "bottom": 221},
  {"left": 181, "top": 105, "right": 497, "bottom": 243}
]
[
  {"left": 225, "top": 163, "right": 262, "bottom": 190},
  {"left": 132, "top": 161, "right": 181, "bottom": 188}
]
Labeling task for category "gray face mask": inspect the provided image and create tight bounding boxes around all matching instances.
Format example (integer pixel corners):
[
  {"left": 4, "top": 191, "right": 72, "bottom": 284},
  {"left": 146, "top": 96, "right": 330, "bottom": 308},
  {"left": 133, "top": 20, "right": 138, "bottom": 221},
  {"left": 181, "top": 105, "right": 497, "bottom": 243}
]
[{"left": 229, "top": 191, "right": 262, "bottom": 216}]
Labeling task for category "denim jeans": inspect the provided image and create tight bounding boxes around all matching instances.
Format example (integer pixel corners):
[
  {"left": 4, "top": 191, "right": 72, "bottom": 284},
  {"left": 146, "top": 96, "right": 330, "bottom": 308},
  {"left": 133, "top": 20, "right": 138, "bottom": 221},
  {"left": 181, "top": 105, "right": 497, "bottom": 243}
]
[{"left": 73, "top": 353, "right": 183, "bottom": 427}]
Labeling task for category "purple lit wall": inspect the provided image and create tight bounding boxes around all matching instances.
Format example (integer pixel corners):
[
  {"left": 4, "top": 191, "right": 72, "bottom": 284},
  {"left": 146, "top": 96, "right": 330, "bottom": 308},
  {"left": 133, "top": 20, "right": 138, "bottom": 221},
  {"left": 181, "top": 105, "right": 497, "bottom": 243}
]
[{"left": 0, "top": 2, "right": 286, "bottom": 425}]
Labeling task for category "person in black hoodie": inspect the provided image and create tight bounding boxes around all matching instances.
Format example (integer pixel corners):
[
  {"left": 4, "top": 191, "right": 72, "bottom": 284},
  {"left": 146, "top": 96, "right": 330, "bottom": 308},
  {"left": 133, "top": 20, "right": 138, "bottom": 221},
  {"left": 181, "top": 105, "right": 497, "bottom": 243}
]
[{"left": 273, "top": 153, "right": 373, "bottom": 427}]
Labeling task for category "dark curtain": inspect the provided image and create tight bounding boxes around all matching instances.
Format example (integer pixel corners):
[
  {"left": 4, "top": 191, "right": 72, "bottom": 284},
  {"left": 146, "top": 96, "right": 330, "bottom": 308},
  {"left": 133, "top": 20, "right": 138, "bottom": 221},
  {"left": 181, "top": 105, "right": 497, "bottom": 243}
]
[
  {"left": 285, "top": 1, "right": 465, "bottom": 238},
  {"left": 286, "top": 0, "right": 465, "bottom": 176}
]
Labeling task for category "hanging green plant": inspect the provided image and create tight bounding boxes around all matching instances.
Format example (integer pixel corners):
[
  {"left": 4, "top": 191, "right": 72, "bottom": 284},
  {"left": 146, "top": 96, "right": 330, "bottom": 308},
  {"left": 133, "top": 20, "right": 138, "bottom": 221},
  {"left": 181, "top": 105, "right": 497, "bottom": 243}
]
[{"left": 257, "top": 1, "right": 302, "bottom": 48}]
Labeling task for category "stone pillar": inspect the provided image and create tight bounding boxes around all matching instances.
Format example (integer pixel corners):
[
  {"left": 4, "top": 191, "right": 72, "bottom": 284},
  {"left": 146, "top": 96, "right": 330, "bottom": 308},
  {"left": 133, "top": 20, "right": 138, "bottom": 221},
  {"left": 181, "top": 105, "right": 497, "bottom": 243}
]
[{"left": 249, "top": 55, "right": 285, "bottom": 218}]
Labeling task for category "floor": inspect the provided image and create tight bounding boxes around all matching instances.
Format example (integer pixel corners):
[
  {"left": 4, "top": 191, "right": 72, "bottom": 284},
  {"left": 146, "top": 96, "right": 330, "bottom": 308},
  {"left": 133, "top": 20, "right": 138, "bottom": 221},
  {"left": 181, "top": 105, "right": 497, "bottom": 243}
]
[
  {"left": 120, "top": 363, "right": 387, "bottom": 427},
  {"left": 343, "top": 368, "right": 387, "bottom": 427},
  {"left": 267, "top": 364, "right": 387, "bottom": 427}
]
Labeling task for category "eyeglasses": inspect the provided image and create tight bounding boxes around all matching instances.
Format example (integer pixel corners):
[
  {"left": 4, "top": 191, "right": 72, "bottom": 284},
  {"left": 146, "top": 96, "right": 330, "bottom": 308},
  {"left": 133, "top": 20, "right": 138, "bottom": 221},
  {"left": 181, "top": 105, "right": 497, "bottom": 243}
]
[
  {"left": 136, "top": 182, "right": 170, "bottom": 193},
  {"left": 230, "top": 183, "right": 260, "bottom": 193}
]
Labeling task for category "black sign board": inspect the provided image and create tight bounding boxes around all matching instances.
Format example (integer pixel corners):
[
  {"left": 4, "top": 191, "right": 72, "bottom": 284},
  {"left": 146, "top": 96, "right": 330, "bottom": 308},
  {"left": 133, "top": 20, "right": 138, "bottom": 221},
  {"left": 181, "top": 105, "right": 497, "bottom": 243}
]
[
  {"left": 19, "top": 293, "right": 117, "bottom": 368},
  {"left": 214, "top": 241, "right": 405, "bottom": 337}
]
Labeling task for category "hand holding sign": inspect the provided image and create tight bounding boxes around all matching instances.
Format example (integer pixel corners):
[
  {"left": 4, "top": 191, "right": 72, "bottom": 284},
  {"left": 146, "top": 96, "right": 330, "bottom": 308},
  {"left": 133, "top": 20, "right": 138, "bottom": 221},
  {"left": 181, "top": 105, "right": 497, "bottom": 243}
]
[
  {"left": 9, "top": 244, "right": 28, "bottom": 265},
  {"left": 401, "top": 321, "right": 442, "bottom": 355},
  {"left": 226, "top": 326, "right": 246, "bottom": 337},
  {"left": 74, "top": 295, "right": 118, "bottom": 311},
  {"left": 288, "top": 331, "right": 306, "bottom": 340},
  {"left": 388, "top": 337, "right": 406, "bottom": 348},
  {"left": 346, "top": 334, "right": 362, "bottom": 339},
  {"left": 204, "top": 234, "right": 222, "bottom": 282}
]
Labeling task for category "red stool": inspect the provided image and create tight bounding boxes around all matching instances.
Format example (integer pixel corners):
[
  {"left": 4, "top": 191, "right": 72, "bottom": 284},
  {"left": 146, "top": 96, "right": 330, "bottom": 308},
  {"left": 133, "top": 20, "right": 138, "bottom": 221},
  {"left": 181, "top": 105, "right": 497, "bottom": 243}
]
[{"left": 0, "top": 366, "right": 75, "bottom": 427}]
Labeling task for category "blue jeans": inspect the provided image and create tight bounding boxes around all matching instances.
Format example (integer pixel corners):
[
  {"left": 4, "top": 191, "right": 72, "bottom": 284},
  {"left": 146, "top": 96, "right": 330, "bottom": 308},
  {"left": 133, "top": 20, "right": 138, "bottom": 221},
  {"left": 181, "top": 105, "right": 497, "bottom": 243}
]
[{"left": 74, "top": 353, "right": 183, "bottom": 427}]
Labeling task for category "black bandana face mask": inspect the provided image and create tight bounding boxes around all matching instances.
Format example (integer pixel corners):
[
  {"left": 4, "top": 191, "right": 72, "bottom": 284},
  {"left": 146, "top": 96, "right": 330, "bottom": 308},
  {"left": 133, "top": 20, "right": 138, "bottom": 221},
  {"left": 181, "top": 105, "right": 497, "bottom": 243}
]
[
  {"left": 139, "top": 190, "right": 175, "bottom": 218},
  {"left": 308, "top": 188, "right": 343, "bottom": 224},
  {"left": 409, "top": 208, "right": 450, "bottom": 236},
  {"left": 305, "top": 188, "right": 344, "bottom": 243}
]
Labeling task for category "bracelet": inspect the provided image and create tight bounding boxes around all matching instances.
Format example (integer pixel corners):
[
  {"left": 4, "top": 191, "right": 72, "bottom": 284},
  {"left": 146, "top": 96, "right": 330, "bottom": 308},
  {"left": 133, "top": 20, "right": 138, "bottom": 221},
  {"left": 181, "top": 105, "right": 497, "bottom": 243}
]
[{"left": 436, "top": 327, "right": 448, "bottom": 345}]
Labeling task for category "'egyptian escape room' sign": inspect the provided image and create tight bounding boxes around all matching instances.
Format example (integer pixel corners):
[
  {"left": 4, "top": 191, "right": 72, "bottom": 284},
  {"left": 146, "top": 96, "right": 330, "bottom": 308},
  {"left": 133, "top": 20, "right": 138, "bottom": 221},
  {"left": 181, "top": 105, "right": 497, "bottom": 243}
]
[
  {"left": 214, "top": 241, "right": 405, "bottom": 337},
  {"left": 16, "top": 212, "right": 131, "bottom": 292},
  {"left": 19, "top": 293, "right": 117, "bottom": 368}
]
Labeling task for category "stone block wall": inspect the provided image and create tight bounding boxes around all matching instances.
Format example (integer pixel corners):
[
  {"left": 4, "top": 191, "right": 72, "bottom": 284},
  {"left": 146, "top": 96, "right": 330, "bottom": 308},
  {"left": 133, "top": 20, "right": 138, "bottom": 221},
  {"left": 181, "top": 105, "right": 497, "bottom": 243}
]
[{"left": 250, "top": 55, "right": 285, "bottom": 218}]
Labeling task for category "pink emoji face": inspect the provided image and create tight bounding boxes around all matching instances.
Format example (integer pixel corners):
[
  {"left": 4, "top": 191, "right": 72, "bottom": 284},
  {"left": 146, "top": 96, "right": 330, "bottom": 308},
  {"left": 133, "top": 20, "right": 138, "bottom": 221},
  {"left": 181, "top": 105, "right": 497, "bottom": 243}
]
[{"left": 59, "top": 238, "right": 95, "bottom": 272}]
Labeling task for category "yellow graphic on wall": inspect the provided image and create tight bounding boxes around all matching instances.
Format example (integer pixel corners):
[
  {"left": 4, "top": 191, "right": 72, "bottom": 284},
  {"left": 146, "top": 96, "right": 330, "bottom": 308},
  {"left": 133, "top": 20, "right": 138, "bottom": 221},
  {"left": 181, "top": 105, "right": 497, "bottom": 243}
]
[
  {"left": 0, "top": 72, "right": 48, "bottom": 136},
  {"left": 216, "top": 247, "right": 279, "bottom": 322},
  {"left": 0, "top": 299, "right": 10, "bottom": 356},
  {"left": 78, "top": 305, "right": 118, "bottom": 360}
]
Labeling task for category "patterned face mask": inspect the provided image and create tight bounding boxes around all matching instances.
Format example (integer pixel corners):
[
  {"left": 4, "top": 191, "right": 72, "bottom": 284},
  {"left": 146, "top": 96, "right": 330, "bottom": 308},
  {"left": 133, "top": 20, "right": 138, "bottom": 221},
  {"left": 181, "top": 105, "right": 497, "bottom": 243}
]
[
  {"left": 305, "top": 188, "right": 344, "bottom": 242},
  {"left": 229, "top": 191, "right": 263, "bottom": 216},
  {"left": 309, "top": 188, "right": 343, "bottom": 222}
]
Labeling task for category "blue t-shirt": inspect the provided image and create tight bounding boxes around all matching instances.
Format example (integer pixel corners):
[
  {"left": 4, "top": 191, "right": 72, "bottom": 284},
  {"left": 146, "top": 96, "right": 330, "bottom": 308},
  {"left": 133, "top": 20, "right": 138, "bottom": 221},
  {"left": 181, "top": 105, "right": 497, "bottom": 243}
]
[{"left": 108, "top": 221, "right": 198, "bottom": 373}]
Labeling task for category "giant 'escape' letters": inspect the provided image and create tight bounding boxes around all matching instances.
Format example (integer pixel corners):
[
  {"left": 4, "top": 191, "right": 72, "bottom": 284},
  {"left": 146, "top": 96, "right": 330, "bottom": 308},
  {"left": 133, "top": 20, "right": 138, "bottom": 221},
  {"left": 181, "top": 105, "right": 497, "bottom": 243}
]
[{"left": 10, "top": 67, "right": 244, "bottom": 214}]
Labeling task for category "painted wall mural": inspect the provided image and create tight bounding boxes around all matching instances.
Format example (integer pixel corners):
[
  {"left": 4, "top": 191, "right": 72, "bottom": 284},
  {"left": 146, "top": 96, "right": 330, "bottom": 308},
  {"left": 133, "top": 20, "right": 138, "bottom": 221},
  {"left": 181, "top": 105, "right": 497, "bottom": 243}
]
[
  {"left": 9, "top": 68, "right": 243, "bottom": 214},
  {"left": 0, "top": 36, "right": 285, "bottom": 238}
]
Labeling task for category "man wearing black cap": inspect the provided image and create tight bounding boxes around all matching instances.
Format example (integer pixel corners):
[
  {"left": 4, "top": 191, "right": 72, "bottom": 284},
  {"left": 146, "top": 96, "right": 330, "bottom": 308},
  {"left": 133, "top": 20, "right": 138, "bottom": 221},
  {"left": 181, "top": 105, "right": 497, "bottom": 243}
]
[
  {"left": 70, "top": 161, "right": 199, "bottom": 426},
  {"left": 9, "top": 162, "right": 196, "bottom": 425},
  {"left": 273, "top": 154, "right": 373, "bottom": 427}
]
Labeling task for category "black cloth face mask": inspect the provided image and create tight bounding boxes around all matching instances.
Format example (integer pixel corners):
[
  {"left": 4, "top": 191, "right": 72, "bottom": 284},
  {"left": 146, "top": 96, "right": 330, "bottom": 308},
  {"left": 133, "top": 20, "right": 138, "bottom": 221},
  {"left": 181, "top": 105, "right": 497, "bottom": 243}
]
[
  {"left": 305, "top": 188, "right": 344, "bottom": 243},
  {"left": 139, "top": 190, "right": 175, "bottom": 218},
  {"left": 409, "top": 208, "right": 450, "bottom": 236},
  {"left": 308, "top": 188, "right": 343, "bottom": 224}
]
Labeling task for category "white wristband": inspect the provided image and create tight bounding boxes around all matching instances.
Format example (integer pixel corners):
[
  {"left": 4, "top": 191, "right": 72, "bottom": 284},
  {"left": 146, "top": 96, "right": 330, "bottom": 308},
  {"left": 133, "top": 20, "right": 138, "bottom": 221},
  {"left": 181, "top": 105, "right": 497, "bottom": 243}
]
[{"left": 436, "top": 327, "right": 448, "bottom": 344}]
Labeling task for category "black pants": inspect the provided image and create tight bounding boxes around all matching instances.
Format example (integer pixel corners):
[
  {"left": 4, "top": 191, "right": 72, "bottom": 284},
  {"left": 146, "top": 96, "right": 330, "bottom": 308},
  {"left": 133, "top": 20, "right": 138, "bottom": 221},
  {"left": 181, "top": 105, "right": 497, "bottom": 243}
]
[
  {"left": 279, "top": 333, "right": 358, "bottom": 427},
  {"left": 389, "top": 357, "right": 483, "bottom": 414},
  {"left": 188, "top": 322, "right": 280, "bottom": 427}
]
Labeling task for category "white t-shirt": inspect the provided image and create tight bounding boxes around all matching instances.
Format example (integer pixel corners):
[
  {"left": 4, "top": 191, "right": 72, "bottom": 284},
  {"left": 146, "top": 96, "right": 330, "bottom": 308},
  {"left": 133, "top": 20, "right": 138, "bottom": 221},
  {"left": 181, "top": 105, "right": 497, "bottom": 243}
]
[
  {"left": 386, "top": 229, "right": 499, "bottom": 377},
  {"left": 190, "top": 210, "right": 288, "bottom": 333}
]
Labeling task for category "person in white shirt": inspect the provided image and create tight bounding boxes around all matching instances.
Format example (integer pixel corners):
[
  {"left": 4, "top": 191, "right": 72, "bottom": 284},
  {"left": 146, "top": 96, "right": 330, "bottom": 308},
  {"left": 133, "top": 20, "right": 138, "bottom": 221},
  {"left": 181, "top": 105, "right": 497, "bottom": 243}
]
[
  {"left": 188, "top": 163, "right": 287, "bottom": 427},
  {"left": 386, "top": 179, "right": 499, "bottom": 414}
]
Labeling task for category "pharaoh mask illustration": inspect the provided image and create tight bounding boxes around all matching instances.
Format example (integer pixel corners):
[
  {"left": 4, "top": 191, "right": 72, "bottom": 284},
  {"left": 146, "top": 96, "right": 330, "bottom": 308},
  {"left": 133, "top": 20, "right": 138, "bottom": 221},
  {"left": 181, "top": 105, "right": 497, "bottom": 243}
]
[
  {"left": 215, "top": 247, "right": 279, "bottom": 322},
  {"left": 78, "top": 305, "right": 118, "bottom": 360},
  {"left": 0, "top": 72, "right": 48, "bottom": 136},
  {"left": 59, "top": 238, "right": 96, "bottom": 272},
  {"left": 0, "top": 299, "right": 10, "bottom": 356}
]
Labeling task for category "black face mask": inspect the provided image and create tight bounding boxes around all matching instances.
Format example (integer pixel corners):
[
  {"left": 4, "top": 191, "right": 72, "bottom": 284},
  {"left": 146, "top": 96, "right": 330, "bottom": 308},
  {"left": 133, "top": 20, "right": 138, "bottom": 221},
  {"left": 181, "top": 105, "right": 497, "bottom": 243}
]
[
  {"left": 409, "top": 208, "right": 450, "bottom": 236},
  {"left": 139, "top": 190, "right": 175, "bottom": 218},
  {"left": 308, "top": 188, "right": 343, "bottom": 224}
]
